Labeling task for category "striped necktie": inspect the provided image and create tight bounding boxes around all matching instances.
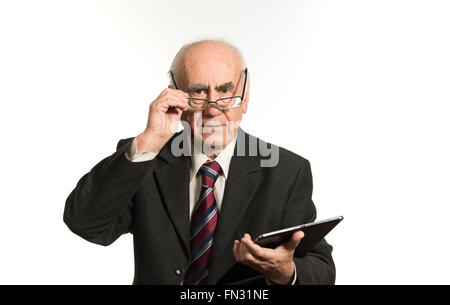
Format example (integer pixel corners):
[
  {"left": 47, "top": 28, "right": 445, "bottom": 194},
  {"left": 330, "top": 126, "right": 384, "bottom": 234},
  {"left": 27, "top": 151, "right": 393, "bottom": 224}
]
[{"left": 184, "top": 160, "right": 222, "bottom": 285}]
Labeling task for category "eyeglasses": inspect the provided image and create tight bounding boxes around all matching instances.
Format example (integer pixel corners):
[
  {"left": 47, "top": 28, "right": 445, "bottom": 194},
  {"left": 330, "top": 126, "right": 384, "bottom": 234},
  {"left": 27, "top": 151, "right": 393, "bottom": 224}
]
[{"left": 170, "top": 68, "right": 248, "bottom": 110}]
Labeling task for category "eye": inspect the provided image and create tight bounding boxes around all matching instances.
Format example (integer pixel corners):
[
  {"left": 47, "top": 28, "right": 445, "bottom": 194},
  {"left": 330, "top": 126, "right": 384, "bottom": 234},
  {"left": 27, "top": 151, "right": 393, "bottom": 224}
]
[{"left": 194, "top": 89, "right": 204, "bottom": 95}]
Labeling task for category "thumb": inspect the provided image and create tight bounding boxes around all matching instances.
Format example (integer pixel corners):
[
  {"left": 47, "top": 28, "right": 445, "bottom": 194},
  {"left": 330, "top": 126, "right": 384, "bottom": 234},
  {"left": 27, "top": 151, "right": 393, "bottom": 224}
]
[{"left": 278, "top": 231, "right": 304, "bottom": 252}]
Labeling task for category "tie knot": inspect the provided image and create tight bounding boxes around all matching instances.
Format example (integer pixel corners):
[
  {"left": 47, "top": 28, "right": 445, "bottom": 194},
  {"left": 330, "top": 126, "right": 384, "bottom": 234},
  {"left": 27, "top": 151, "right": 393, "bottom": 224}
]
[{"left": 199, "top": 161, "right": 222, "bottom": 188}]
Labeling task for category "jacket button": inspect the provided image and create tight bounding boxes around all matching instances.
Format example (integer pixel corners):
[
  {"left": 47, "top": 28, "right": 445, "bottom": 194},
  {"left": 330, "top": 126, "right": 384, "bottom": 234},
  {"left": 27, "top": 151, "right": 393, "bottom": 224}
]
[{"left": 175, "top": 267, "right": 185, "bottom": 276}]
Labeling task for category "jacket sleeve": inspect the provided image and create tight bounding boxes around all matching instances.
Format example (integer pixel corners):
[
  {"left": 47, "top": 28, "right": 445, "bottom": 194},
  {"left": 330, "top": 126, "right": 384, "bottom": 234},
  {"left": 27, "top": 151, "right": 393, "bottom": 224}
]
[
  {"left": 63, "top": 138, "right": 156, "bottom": 246},
  {"left": 281, "top": 159, "right": 336, "bottom": 285}
]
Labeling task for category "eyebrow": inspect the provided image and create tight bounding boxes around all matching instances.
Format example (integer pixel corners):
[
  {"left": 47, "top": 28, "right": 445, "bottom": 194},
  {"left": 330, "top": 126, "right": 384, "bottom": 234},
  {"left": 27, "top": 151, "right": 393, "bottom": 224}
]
[
  {"left": 217, "top": 82, "right": 234, "bottom": 92},
  {"left": 186, "top": 81, "right": 235, "bottom": 93},
  {"left": 186, "top": 83, "right": 209, "bottom": 93}
]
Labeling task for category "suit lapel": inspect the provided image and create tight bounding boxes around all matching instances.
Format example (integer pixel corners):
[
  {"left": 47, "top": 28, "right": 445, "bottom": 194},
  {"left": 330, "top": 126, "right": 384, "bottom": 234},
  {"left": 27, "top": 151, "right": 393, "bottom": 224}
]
[
  {"left": 153, "top": 141, "right": 191, "bottom": 257},
  {"left": 209, "top": 129, "right": 261, "bottom": 283}
]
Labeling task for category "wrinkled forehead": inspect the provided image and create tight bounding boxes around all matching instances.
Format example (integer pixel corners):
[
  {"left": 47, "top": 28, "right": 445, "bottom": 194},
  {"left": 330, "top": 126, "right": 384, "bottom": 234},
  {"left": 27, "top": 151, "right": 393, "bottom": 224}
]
[
  {"left": 183, "top": 63, "right": 241, "bottom": 87},
  {"left": 180, "top": 45, "right": 242, "bottom": 87}
]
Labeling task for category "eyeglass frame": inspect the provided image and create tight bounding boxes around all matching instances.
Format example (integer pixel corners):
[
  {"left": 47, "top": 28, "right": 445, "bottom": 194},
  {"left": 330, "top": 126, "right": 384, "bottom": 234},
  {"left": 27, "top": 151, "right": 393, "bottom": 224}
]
[{"left": 169, "top": 68, "right": 248, "bottom": 110}]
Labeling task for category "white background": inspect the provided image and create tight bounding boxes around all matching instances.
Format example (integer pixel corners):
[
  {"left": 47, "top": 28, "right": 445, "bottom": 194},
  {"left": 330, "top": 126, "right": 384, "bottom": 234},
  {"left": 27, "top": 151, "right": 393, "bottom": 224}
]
[{"left": 1, "top": 0, "right": 449, "bottom": 284}]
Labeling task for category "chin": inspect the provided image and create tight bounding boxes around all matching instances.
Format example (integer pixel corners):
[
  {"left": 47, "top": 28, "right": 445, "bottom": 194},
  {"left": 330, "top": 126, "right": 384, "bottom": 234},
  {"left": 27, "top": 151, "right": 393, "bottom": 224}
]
[
  {"left": 195, "top": 133, "right": 231, "bottom": 156},
  {"left": 202, "top": 135, "right": 224, "bottom": 149}
]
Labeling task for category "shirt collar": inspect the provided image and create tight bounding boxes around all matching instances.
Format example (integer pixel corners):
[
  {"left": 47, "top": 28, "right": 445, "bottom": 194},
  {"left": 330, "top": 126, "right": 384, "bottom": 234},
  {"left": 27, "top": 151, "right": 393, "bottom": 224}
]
[{"left": 190, "top": 136, "right": 237, "bottom": 181}]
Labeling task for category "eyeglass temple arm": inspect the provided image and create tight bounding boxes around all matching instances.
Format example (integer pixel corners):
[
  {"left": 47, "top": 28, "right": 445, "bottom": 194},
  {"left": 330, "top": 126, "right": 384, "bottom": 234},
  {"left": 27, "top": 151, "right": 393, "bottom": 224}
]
[
  {"left": 241, "top": 68, "right": 248, "bottom": 98},
  {"left": 170, "top": 70, "right": 179, "bottom": 89}
]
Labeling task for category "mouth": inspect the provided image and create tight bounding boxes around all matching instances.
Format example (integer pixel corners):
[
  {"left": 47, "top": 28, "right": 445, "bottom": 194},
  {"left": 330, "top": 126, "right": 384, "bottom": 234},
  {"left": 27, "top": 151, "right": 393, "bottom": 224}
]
[{"left": 202, "top": 123, "right": 224, "bottom": 128}]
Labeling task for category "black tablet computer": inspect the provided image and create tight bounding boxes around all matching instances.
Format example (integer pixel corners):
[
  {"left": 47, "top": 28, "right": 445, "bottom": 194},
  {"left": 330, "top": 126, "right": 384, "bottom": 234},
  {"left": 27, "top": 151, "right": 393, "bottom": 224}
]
[
  {"left": 253, "top": 216, "right": 344, "bottom": 252},
  {"left": 217, "top": 216, "right": 344, "bottom": 284}
]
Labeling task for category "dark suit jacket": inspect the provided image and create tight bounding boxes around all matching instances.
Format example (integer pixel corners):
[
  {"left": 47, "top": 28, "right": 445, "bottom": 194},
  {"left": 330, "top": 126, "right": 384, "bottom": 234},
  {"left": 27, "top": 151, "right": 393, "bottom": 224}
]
[{"left": 64, "top": 128, "right": 335, "bottom": 284}]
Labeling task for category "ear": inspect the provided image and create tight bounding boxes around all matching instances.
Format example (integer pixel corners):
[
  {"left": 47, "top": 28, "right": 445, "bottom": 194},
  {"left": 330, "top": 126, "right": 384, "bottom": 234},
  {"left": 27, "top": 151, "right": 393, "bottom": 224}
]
[{"left": 241, "top": 79, "right": 250, "bottom": 114}]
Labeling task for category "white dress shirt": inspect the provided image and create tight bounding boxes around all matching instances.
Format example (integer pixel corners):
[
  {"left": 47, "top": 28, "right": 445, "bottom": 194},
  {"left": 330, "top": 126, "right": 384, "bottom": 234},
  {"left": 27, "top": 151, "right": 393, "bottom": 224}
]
[{"left": 125, "top": 135, "right": 297, "bottom": 284}]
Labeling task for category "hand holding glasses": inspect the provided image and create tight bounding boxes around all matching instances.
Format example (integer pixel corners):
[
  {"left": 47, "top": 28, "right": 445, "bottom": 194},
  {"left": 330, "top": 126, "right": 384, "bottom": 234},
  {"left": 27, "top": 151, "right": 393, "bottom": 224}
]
[{"left": 170, "top": 68, "right": 248, "bottom": 111}]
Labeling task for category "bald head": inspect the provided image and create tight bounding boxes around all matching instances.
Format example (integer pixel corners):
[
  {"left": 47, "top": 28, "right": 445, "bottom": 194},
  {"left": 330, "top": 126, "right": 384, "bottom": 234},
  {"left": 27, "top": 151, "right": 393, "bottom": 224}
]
[{"left": 170, "top": 40, "right": 246, "bottom": 87}]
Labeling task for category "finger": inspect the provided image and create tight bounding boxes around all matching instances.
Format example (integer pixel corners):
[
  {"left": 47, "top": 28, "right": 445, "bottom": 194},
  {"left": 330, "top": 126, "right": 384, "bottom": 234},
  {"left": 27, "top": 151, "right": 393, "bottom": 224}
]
[
  {"left": 238, "top": 240, "right": 259, "bottom": 265},
  {"left": 277, "top": 231, "right": 304, "bottom": 252},
  {"left": 238, "top": 235, "right": 253, "bottom": 256},
  {"left": 233, "top": 240, "right": 240, "bottom": 260},
  {"left": 243, "top": 233, "right": 252, "bottom": 240},
  {"left": 171, "top": 88, "right": 189, "bottom": 100},
  {"left": 240, "top": 235, "right": 270, "bottom": 261},
  {"left": 164, "top": 87, "right": 189, "bottom": 99},
  {"left": 157, "top": 97, "right": 189, "bottom": 111},
  {"left": 157, "top": 88, "right": 189, "bottom": 103},
  {"left": 180, "top": 90, "right": 189, "bottom": 98},
  {"left": 167, "top": 91, "right": 189, "bottom": 103}
]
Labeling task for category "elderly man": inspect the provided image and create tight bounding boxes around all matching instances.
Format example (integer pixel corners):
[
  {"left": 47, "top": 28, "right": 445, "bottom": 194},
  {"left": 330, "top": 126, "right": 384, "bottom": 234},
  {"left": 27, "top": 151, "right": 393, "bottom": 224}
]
[{"left": 64, "top": 40, "right": 335, "bottom": 285}]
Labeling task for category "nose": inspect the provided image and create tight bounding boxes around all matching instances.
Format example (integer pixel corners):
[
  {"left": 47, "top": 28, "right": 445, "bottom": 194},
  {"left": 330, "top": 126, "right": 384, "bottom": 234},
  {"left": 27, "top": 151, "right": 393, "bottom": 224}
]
[
  {"left": 202, "top": 101, "right": 223, "bottom": 117},
  {"left": 203, "top": 90, "right": 223, "bottom": 116},
  {"left": 206, "top": 89, "right": 220, "bottom": 103}
]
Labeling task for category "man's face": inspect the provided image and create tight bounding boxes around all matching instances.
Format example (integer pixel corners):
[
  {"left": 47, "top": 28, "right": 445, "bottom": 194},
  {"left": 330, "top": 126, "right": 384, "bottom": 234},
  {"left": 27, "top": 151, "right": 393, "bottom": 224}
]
[{"left": 178, "top": 43, "right": 249, "bottom": 156}]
